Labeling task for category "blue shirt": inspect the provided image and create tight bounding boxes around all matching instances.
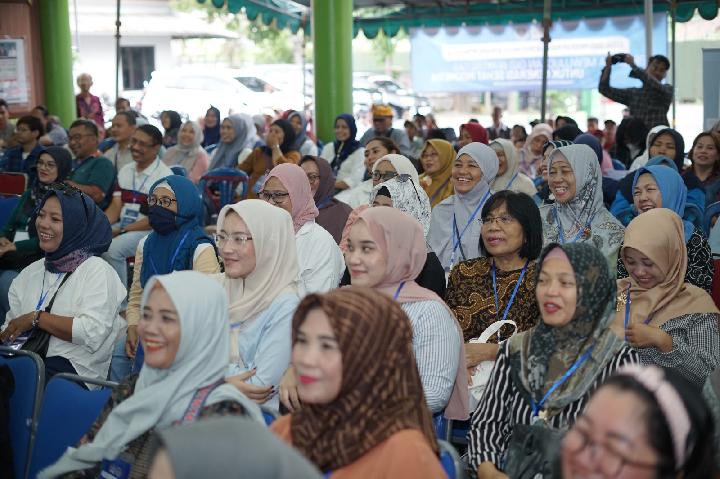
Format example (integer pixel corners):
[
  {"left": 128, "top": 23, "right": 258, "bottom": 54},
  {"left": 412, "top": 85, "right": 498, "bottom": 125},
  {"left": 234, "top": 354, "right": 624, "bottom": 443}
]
[{"left": 0, "top": 143, "right": 44, "bottom": 183}]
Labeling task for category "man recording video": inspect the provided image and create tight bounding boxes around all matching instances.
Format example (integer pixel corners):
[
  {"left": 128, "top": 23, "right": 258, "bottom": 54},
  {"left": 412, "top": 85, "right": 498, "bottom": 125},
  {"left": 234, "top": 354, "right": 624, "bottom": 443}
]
[{"left": 598, "top": 53, "right": 673, "bottom": 127}]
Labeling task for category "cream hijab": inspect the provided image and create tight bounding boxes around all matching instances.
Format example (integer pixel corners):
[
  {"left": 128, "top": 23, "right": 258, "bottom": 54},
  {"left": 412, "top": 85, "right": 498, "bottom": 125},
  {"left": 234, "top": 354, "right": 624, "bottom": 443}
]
[
  {"left": 617, "top": 208, "right": 718, "bottom": 327},
  {"left": 371, "top": 153, "right": 420, "bottom": 184},
  {"left": 216, "top": 199, "right": 299, "bottom": 329},
  {"left": 490, "top": 138, "right": 538, "bottom": 197}
]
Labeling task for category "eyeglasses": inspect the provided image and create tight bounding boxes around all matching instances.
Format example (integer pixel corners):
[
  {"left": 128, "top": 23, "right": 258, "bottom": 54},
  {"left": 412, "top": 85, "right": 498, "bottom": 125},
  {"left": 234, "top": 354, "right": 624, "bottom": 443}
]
[
  {"left": 372, "top": 171, "right": 398, "bottom": 182},
  {"left": 421, "top": 151, "right": 439, "bottom": 160},
  {"left": 69, "top": 133, "right": 95, "bottom": 142},
  {"left": 306, "top": 173, "right": 320, "bottom": 183},
  {"left": 482, "top": 214, "right": 516, "bottom": 226},
  {"left": 563, "top": 426, "right": 661, "bottom": 477},
  {"left": 36, "top": 160, "right": 57, "bottom": 170},
  {"left": 148, "top": 196, "right": 177, "bottom": 208},
  {"left": 260, "top": 191, "right": 290, "bottom": 204},
  {"left": 214, "top": 233, "right": 253, "bottom": 248}
]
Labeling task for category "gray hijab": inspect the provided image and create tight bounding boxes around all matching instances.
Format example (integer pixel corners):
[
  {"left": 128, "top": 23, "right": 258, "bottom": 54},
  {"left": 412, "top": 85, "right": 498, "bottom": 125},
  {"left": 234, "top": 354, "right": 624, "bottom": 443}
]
[
  {"left": 427, "top": 142, "right": 499, "bottom": 270},
  {"left": 155, "top": 417, "right": 322, "bottom": 478},
  {"left": 209, "top": 113, "right": 257, "bottom": 170}
]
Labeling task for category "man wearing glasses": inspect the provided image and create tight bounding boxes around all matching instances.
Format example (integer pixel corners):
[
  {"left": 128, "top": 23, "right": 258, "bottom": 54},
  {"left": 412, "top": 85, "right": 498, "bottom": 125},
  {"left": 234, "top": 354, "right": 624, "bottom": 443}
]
[
  {"left": 0, "top": 115, "right": 45, "bottom": 181},
  {"left": 65, "top": 119, "right": 116, "bottom": 209},
  {"left": 358, "top": 104, "right": 412, "bottom": 158}
]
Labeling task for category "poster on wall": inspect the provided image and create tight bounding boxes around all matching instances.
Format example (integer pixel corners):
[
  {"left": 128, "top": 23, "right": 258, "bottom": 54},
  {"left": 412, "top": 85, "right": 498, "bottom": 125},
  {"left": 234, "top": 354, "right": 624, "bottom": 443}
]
[{"left": 0, "top": 38, "right": 29, "bottom": 104}]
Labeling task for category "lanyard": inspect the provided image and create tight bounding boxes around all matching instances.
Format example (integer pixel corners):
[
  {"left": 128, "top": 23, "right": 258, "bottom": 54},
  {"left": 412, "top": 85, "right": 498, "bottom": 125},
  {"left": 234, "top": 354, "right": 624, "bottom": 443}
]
[
  {"left": 505, "top": 171, "right": 519, "bottom": 190},
  {"left": 554, "top": 207, "right": 594, "bottom": 244},
  {"left": 175, "top": 379, "right": 224, "bottom": 425},
  {"left": 492, "top": 260, "right": 529, "bottom": 325},
  {"left": 623, "top": 287, "right": 655, "bottom": 328},
  {"left": 450, "top": 189, "right": 491, "bottom": 266},
  {"left": 36, "top": 271, "right": 64, "bottom": 310},
  {"left": 148, "top": 230, "right": 192, "bottom": 276},
  {"left": 530, "top": 346, "right": 594, "bottom": 418},
  {"left": 131, "top": 159, "right": 160, "bottom": 203},
  {"left": 393, "top": 282, "right": 406, "bottom": 300}
]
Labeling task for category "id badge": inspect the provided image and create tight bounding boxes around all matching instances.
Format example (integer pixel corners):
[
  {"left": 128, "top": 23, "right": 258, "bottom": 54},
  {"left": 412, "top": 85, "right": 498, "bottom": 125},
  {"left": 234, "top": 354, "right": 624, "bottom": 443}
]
[
  {"left": 100, "top": 456, "right": 132, "bottom": 479},
  {"left": 120, "top": 209, "right": 140, "bottom": 228},
  {"left": 3, "top": 331, "right": 30, "bottom": 350}
]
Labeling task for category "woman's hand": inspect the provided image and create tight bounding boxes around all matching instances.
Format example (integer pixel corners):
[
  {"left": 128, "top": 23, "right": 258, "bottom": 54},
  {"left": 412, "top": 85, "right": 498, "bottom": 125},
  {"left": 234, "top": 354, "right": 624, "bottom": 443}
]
[
  {"left": 0, "top": 312, "right": 35, "bottom": 343},
  {"left": 279, "top": 365, "right": 302, "bottom": 412},
  {"left": 465, "top": 342, "right": 499, "bottom": 368},
  {"left": 125, "top": 325, "right": 138, "bottom": 358},
  {"left": 626, "top": 323, "right": 670, "bottom": 351},
  {"left": 477, "top": 461, "right": 508, "bottom": 479},
  {"left": 226, "top": 369, "right": 273, "bottom": 404},
  {"left": 0, "top": 241, "right": 16, "bottom": 256}
]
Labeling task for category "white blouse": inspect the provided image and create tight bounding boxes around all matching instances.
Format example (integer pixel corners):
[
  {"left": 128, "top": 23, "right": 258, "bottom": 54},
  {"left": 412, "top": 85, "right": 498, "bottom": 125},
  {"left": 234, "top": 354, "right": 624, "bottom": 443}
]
[
  {"left": 5, "top": 257, "right": 126, "bottom": 385},
  {"left": 295, "top": 221, "right": 344, "bottom": 297},
  {"left": 320, "top": 143, "right": 366, "bottom": 190}
]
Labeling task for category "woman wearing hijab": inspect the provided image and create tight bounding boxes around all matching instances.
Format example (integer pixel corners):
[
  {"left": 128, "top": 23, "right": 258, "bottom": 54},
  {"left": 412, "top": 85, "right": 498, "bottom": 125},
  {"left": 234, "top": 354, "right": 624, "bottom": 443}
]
[
  {"left": 629, "top": 126, "right": 684, "bottom": 172},
  {"left": 109, "top": 175, "right": 221, "bottom": 381},
  {"left": 261, "top": 164, "right": 344, "bottom": 296},
  {"left": 428, "top": 142, "right": 499, "bottom": 273},
  {"left": 535, "top": 139, "right": 573, "bottom": 205},
  {"left": 489, "top": 138, "right": 537, "bottom": 197},
  {"left": 37, "top": 271, "right": 260, "bottom": 478},
  {"left": 0, "top": 186, "right": 125, "bottom": 384},
  {"left": 288, "top": 111, "right": 319, "bottom": 157},
  {"left": 686, "top": 131, "right": 720, "bottom": 199},
  {"left": 148, "top": 417, "right": 322, "bottom": 479},
  {"left": 160, "top": 110, "right": 182, "bottom": 148},
  {"left": 209, "top": 114, "right": 257, "bottom": 171},
  {"left": 201, "top": 106, "right": 221, "bottom": 149},
  {"left": 468, "top": 243, "right": 638, "bottom": 478},
  {"left": 299, "top": 156, "right": 352, "bottom": 244},
  {"left": 458, "top": 122, "right": 489, "bottom": 148},
  {"left": 239, "top": 119, "right": 300, "bottom": 198},
  {"left": 319, "top": 113, "right": 364, "bottom": 191},
  {"left": 614, "top": 209, "right": 720, "bottom": 387},
  {"left": 418, "top": 138, "right": 455, "bottom": 207},
  {"left": 0, "top": 147, "right": 73, "bottom": 320},
  {"left": 272, "top": 288, "right": 446, "bottom": 478},
  {"left": 540, "top": 144, "right": 625, "bottom": 267},
  {"left": 215, "top": 200, "right": 299, "bottom": 411},
  {"left": 518, "top": 123, "right": 553, "bottom": 178},
  {"left": 335, "top": 137, "right": 400, "bottom": 209},
  {"left": 553, "top": 124, "right": 583, "bottom": 142},
  {"left": 616, "top": 166, "right": 713, "bottom": 292},
  {"left": 161, "top": 121, "right": 210, "bottom": 184}
]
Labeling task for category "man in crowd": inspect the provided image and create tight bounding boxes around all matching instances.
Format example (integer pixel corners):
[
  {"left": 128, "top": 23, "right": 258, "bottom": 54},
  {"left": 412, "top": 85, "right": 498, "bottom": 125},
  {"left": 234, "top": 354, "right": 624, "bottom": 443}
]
[
  {"left": 487, "top": 106, "right": 511, "bottom": 140},
  {"left": 104, "top": 112, "right": 137, "bottom": 172},
  {"left": 359, "top": 104, "right": 412, "bottom": 157},
  {"left": 0, "top": 99, "right": 14, "bottom": 152},
  {"left": 31, "top": 105, "right": 68, "bottom": 147},
  {"left": 65, "top": 119, "right": 115, "bottom": 209},
  {"left": 0, "top": 115, "right": 44, "bottom": 181},
  {"left": 587, "top": 117, "right": 600, "bottom": 134},
  {"left": 599, "top": 53, "right": 673, "bottom": 127}
]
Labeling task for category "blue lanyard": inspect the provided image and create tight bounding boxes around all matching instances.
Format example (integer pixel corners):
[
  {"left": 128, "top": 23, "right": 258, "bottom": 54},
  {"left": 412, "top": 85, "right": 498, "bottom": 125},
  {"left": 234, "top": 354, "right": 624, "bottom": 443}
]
[
  {"left": 530, "top": 345, "right": 594, "bottom": 418},
  {"left": 492, "top": 260, "right": 529, "bottom": 324},
  {"left": 623, "top": 287, "right": 654, "bottom": 329},
  {"left": 36, "top": 271, "right": 64, "bottom": 310},
  {"left": 451, "top": 189, "right": 491, "bottom": 262},
  {"left": 554, "top": 207, "right": 593, "bottom": 244},
  {"left": 393, "top": 282, "right": 406, "bottom": 300},
  {"left": 505, "top": 171, "right": 519, "bottom": 190},
  {"left": 147, "top": 230, "right": 192, "bottom": 276}
]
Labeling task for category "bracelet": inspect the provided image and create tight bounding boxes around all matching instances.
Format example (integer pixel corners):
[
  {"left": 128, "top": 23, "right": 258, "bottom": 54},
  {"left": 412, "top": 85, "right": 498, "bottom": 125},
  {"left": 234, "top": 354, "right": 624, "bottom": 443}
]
[{"left": 32, "top": 310, "right": 42, "bottom": 328}]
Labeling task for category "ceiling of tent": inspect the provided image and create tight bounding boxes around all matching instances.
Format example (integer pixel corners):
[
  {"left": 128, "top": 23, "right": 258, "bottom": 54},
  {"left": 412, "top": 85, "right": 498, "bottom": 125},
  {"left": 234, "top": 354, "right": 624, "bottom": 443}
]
[{"left": 196, "top": 0, "right": 720, "bottom": 37}]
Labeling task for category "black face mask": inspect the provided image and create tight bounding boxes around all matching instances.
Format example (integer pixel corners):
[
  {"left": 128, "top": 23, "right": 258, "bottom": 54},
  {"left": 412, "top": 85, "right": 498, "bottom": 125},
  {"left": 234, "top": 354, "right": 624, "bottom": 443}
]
[{"left": 148, "top": 205, "right": 177, "bottom": 235}]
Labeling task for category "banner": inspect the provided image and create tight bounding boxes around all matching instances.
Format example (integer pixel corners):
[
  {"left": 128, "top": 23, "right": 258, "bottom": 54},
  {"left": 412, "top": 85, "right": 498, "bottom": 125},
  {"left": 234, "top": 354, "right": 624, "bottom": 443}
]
[
  {"left": 0, "top": 38, "right": 29, "bottom": 104},
  {"left": 410, "top": 13, "right": 668, "bottom": 92}
]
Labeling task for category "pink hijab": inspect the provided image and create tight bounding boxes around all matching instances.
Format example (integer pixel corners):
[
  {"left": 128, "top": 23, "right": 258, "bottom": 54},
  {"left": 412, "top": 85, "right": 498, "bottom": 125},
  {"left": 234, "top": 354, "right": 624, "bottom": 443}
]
[
  {"left": 339, "top": 205, "right": 369, "bottom": 252},
  {"left": 264, "top": 163, "right": 319, "bottom": 233},
  {"left": 358, "top": 207, "right": 470, "bottom": 420}
]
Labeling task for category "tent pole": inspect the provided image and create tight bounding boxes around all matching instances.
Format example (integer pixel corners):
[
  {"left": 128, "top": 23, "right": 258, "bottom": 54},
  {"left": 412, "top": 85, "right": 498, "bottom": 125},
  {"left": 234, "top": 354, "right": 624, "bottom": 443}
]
[
  {"left": 644, "top": 0, "right": 653, "bottom": 62},
  {"left": 671, "top": 1, "right": 676, "bottom": 127},
  {"left": 540, "top": 0, "right": 551, "bottom": 123},
  {"left": 115, "top": 0, "right": 121, "bottom": 101}
]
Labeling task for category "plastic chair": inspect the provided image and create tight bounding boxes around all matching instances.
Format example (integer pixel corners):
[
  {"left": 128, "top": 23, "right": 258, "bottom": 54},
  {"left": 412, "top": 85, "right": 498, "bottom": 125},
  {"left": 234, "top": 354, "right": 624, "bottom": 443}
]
[
  {"left": 704, "top": 201, "right": 720, "bottom": 236},
  {"left": 260, "top": 406, "right": 280, "bottom": 426},
  {"left": 0, "top": 194, "right": 20, "bottom": 230},
  {"left": 204, "top": 143, "right": 218, "bottom": 155},
  {"left": 0, "top": 172, "right": 28, "bottom": 196},
  {"left": 0, "top": 346, "right": 45, "bottom": 479},
  {"left": 612, "top": 159, "right": 627, "bottom": 171},
  {"left": 198, "top": 168, "right": 249, "bottom": 224},
  {"left": 170, "top": 165, "right": 187, "bottom": 177},
  {"left": 439, "top": 439, "right": 465, "bottom": 479},
  {"left": 27, "top": 373, "right": 117, "bottom": 478},
  {"left": 433, "top": 412, "right": 450, "bottom": 441}
]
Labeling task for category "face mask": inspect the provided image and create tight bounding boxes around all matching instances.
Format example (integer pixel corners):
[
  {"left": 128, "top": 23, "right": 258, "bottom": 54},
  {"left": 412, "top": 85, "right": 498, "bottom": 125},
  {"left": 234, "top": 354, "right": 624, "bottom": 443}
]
[{"left": 148, "top": 205, "right": 177, "bottom": 235}]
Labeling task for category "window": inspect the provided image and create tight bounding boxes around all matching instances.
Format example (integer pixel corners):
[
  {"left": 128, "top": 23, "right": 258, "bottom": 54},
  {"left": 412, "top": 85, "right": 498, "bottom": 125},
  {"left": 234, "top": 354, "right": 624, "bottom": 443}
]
[{"left": 121, "top": 46, "right": 154, "bottom": 90}]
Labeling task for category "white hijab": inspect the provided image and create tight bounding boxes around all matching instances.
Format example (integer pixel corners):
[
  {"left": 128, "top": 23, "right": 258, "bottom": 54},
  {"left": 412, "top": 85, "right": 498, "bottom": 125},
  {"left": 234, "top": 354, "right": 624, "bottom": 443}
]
[
  {"left": 371, "top": 153, "right": 420, "bottom": 184},
  {"left": 39, "top": 271, "right": 261, "bottom": 478}
]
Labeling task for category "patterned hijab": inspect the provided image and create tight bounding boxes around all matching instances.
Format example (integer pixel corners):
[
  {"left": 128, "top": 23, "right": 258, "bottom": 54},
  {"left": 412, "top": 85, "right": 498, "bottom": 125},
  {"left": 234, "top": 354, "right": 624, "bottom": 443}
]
[
  {"left": 370, "top": 176, "right": 432, "bottom": 237},
  {"left": 509, "top": 243, "right": 625, "bottom": 416},
  {"left": 419, "top": 139, "right": 455, "bottom": 207},
  {"left": 264, "top": 163, "right": 319, "bottom": 233},
  {"left": 617, "top": 209, "right": 718, "bottom": 327},
  {"left": 289, "top": 288, "right": 438, "bottom": 472}
]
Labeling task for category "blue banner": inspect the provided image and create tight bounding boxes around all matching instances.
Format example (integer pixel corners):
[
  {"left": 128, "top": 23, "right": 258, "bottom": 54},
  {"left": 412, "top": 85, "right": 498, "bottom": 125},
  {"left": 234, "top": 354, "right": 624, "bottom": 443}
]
[{"left": 410, "top": 13, "right": 668, "bottom": 92}]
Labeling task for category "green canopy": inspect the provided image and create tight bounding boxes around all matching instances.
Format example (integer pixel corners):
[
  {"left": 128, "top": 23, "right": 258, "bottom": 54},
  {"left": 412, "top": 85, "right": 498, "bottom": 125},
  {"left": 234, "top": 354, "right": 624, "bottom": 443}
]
[{"left": 198, "top": 0, "right": 719, "bottom": 37}]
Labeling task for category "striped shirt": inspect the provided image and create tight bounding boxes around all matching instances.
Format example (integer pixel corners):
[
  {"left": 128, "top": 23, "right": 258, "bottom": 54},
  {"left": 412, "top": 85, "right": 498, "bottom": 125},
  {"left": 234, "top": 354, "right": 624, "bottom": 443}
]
[
  {"left": 467, "top": 341, "right": 638, "bottom": 469},
  {"left": 637, "top": 313, "right": 720, "bottom": 388},
  {"left": 401, "top": 301, "right": 461, "bottom": 414}
]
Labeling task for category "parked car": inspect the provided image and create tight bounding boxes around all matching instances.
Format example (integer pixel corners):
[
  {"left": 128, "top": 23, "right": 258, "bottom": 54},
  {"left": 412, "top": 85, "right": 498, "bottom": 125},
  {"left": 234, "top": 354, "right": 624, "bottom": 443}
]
[{"left": 355, "top": 73, "right": 432, "bottom": 117}]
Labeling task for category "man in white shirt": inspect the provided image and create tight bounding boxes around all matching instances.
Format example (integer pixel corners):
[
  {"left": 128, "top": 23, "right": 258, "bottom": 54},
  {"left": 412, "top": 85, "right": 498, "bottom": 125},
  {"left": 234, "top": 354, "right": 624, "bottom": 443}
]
[
  {"left": 102, "top": 124, "right": 173, "bottom": 288},
  {"left": 104, "top": 111, "right": 136, "bottom": 172}
]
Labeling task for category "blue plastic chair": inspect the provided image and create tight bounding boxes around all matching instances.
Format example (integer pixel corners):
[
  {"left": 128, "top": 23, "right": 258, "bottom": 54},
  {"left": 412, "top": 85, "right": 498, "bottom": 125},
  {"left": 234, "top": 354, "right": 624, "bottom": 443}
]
[
  {"left": 433, "top": 412, "right": 450, "bottom": 441},
  {"left": 0, "top": 194, "right": 20, "bottom": 230},
  {"left": 439, "top": 439, "right": 465, "bottom": 479},
  {"left": 27, "top": 373, "right": 117, "bottom": 478},
  {"left": 260, "top": 406, "right": 280, "bottom": 426},
  {"left": 132, "top": 342, "right": 145, "bottom": 374},
  {"left": 704, "top": 201, "right": 720, "bottom": 236},
  {"left": 199, "top": 168, "right": 249, "bottom": 224},
  {"left": 170, "top": 165, "right": 188, "bottom": 177},
  {"left": 204, "top": 143, "right": 218, "bottom": 155},
  {"left": 0, "top": 346, "right": 44, "bottom": 479}
]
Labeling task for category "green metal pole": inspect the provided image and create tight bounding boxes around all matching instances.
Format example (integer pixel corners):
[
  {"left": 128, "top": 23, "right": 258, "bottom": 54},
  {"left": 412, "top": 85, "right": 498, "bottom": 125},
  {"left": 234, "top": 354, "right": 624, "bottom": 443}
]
[
  {"left": 39, "top": 0, "right": 75, "bottom": 128},
  {"left": 312, "top": 0, "right": 353, "bottom": 143}
]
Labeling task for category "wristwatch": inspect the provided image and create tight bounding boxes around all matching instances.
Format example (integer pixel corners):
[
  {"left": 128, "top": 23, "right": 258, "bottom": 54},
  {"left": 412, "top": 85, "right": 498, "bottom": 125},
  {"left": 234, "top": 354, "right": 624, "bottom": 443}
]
[{"left": 32, "top": 310, "right": 42, "bottom": 328}]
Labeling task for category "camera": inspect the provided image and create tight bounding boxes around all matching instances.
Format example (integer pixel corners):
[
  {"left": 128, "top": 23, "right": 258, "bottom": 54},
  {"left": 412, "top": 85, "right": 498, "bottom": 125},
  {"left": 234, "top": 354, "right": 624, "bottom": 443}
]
[{"left": 611, "top": 53, "right": 628, "bottom": 65}]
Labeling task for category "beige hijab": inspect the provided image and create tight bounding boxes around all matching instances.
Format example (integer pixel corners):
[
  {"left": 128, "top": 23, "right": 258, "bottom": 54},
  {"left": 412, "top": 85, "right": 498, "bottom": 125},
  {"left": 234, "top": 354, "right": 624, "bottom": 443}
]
[
  {"left": 216, "top": 199, "right": 299, "bottom": 329},
  {"left": 617, "top": 208, "right": 718, "bottom": 327}
]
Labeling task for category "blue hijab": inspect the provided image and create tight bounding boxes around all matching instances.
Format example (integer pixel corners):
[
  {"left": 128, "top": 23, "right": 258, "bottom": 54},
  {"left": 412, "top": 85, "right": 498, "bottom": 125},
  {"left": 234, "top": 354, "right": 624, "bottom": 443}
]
[
  {"left": 141, "top": 175, "right": 213, "bottom": 287},
  {"left": 330, "top": 114, "right": 362, "bottom": 174},
  {"left": 633, "top": 165, "right": 695, "bottom": 243},
  {"left": 202, "top": 106, "right": 221, "bottom": 148},
  {"left": 34, "top": 186, "right": 112, "bottom": 273}
]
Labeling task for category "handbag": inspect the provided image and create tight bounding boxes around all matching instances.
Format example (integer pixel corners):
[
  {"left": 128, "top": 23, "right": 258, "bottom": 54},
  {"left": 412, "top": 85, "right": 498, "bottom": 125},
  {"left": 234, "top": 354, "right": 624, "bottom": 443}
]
[
  {"left": 468, "top": 319, "right": 517, "bottom": 410},
  {"left": 21, "top": 271, "right": 74, "bottom": 358},
  {"left": 504, "top": 421, "right": 563, "bottom": 479}
]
